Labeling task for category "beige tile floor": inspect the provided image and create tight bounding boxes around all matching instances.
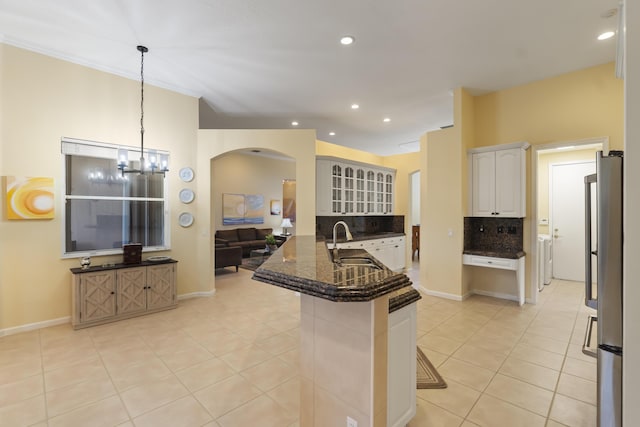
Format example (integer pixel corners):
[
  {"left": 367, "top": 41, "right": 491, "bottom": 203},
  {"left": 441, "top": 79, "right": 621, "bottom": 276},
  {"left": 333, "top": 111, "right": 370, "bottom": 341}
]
[{"left": 0, "top": 263, "right": 597, "bottom": 427}]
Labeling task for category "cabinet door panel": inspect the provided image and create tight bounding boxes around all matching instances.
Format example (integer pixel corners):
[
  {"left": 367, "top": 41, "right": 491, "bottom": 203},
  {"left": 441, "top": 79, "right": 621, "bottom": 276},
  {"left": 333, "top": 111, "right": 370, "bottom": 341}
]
[
  {"left": 472, "top": 152, "right": 496, "bottom": 216},
  {"left": 494, "top": 148, "right": 521, "bottom": 216},
  {"left": 146, "top": 264, "right": 175, "bottom": 310},
  {"left": 117, "top": 267, "right": 146, "bottom": 315},
  {"left": 80, "top": 271, "right": 116, "bottom": 323}
]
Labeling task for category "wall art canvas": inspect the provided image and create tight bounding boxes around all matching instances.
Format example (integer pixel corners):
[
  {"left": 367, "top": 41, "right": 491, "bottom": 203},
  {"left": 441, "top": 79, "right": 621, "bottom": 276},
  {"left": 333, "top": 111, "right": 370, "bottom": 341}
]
[
  {"left": 6, "top": 176, "right": 55, "bottom": 220},
  {"left": 222, "top": 193, "right": 246, "bottom": 225},
  {"left": 244, "top": 194, "right": 264, "bottom": 224},
  {"left": 270, "top": 199, "right": 281, "bottom": 215},
  {"left": 222, "top": 193, "right": 265, "bottom": 225}
]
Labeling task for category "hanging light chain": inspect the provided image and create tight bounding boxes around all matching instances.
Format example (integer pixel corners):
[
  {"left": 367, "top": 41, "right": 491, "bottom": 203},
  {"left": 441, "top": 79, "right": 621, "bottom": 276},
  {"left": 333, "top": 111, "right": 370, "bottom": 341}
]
[{"left": 138, "top": 45, "right": 147, "bottom": 162}]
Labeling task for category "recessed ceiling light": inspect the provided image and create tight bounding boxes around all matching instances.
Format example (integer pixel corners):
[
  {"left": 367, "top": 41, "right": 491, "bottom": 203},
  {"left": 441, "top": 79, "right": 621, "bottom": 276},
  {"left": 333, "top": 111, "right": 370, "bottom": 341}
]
[
  {"left": 598, "top": 31, "right": 615, "bottom": 40},
  {"left": 329, "top": 132, "right": 336, "bottom": 136},
  {"left": 351, "top": 104, "right": 359, "bottom": 110},
  {"left": 340, "top": 35, "right": 355, "bottom": 45},
  {"left": 291, "top": 121, "right": 299, "bottom": 126},
  {"left": 383, "top": 118, "right": 391, "bottom": 123}
]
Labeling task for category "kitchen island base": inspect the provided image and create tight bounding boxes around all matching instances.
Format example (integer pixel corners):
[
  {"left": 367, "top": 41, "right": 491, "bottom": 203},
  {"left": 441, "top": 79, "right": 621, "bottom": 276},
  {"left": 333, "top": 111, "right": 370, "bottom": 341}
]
[{"left": 300, "top": 293, "right": 389, "bottom": 427}]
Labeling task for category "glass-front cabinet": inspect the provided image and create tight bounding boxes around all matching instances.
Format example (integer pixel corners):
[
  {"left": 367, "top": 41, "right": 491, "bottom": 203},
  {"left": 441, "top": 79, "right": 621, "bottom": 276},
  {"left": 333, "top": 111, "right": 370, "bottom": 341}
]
[{"left": 317, "top": 157, "right": 396, "bottom": 216}]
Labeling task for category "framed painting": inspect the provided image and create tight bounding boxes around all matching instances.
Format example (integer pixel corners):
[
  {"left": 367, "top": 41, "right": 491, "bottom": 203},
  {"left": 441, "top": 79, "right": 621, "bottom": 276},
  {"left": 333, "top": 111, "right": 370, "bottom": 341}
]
[
  {"left": 222, "top": 193, "right": 246, "bottom": 225},
  {"left": 244, "top": 194, "right": 264, "bottom": 224},
  {"left": 6, "top": 176, "right": 55, "bottom": 219},
  {"left": 270, "top": 199, "right": 281, "bottom": 215}
]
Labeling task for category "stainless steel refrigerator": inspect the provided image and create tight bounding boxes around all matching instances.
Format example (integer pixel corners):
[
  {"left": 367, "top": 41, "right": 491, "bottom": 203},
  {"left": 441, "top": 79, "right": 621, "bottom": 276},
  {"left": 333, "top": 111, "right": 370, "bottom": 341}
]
[{"left": 584, "top": 150, "right": 623, "bottom": 427}]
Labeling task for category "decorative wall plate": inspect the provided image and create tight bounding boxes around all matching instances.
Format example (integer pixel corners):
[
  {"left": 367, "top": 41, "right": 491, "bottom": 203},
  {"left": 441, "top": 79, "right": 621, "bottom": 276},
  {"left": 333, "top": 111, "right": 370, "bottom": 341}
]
[
  {"left": 179, "top": 167, "right": 194, "bottom": 182},
  {"left": 178, "top": 212, "right": 194, "bottom": 227},
  {"left": 179, "top": 188, "right": 195, "bottom": 204}
]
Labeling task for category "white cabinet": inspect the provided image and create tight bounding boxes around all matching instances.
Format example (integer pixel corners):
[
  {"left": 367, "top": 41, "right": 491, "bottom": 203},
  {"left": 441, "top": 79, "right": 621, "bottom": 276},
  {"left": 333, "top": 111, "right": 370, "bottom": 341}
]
[
  {"left": 71, "top": 261, "right": 177, "bottom": 329},
  {"left": 317, "top": 157, "right": 395, "bottom": 215},
  {"left": 332, "top": 236, "right": 406, "bottom": 272},
  {"left": 469, "top": 142, "right": 529, "bottom": 217},
  {"left": 388, "top": 302, "right": 417, "bottom": 427}
]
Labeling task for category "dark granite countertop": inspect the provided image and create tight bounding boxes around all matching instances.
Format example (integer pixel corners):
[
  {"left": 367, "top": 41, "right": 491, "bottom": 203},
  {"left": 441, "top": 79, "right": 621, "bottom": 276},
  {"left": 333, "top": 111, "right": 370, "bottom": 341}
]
[
  {"left": 252, "top": 236, "right": 416, "bottom": 302},
  {"left": 330, "top": 231, "right": 406, "bottom": 244},
  {"left": 388, "top": 287, "right": 421, "bottom": 313},
  {"left": 463, "top": 249, "right": 526, "bottom": 259},
  {"left": 70, "top": 258, "right": 177, "bottom": 274}
]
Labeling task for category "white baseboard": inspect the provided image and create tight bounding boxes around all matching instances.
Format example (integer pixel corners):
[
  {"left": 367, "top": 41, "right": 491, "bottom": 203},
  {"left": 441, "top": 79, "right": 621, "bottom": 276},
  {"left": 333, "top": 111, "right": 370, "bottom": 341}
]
[
  {"left": 471, "top": 289, "right": 519, "bottom": 303},
  {"left": 1, "top": 292, "right": 217, "bottom": 337},
  {"left": 0, "top": 316, "right": 70, "bottom": 337},
  {"left": 177, "top": 290, "right": 216, "bottom": 300},
  {"left": 418, "top": 286, "right": 465, "bottom": 301}
]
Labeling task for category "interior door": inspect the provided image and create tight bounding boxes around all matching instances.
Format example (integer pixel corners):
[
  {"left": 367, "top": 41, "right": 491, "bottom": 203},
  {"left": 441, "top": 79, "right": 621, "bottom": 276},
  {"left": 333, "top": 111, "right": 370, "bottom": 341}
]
[{"left": 550, "top": 161, "right": 596, "bottom": 281}]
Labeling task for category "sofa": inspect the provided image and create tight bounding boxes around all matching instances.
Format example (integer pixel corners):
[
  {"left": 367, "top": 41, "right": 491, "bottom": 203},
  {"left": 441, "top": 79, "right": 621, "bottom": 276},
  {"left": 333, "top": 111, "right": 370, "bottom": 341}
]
[
  {"left": 215, "top": 227, "right": 283, "bottom": 257},
  {"left": 214, "top": 242, "right": 243, "bottom": 272}
]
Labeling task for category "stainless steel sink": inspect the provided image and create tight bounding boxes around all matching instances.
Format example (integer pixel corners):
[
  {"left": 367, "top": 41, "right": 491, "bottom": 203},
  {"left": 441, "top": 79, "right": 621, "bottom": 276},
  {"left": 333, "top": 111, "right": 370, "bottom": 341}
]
[
  {"left": 339, "top": 257, "right": 376, "bottom": 266},
  {"left": 331, "top": 249, "right": 381, "bottom": 269}
]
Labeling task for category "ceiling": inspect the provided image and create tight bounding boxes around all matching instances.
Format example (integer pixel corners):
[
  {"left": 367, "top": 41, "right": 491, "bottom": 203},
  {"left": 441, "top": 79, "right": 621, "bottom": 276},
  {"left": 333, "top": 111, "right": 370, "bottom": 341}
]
[{"left": 0, "top": 0, "right": 620, "bottom": 156}]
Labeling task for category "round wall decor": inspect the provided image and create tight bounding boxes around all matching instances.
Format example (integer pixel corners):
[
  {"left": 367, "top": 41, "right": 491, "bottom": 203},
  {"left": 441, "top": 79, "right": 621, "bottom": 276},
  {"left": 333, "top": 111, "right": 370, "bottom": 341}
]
[
  {"left": 179, "top": 188, "right": 195, "bottom": 204},
  {"left": 178, "top": 212, "right": 194, "bottom": 227},
  {"left": 179, "top": 167, "right": 194, "bottom": 182}
]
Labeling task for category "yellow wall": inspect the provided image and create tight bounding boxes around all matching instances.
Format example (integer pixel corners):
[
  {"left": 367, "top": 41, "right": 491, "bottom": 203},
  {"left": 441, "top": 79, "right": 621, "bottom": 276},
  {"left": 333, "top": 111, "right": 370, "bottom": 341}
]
[
  {"left": 315, "top": 140, "right": 384, "bottom": 165},
  {"left": 211, "top": 152, "right": 297, "bottom": 234},
  {"left": 537, "top": 146, "right": 601, "bottom": 235},
  {"left": 381, "top": 152, "right": 420, "bottom": 264},
  {"left": 0, "top": 44, "right": 199, "bottom": 331},
  {"left": 420, "top": 125, "right": 464, "bottom": 298},
  {"left": 474, "top": 62, "right": 623, "bottom": 150}
]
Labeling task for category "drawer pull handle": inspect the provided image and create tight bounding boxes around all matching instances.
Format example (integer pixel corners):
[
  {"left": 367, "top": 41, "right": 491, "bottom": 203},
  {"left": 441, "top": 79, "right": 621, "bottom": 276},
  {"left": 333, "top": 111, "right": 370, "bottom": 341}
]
[{"left": 488, "top": 261, "right": 493, "bottom": 264}]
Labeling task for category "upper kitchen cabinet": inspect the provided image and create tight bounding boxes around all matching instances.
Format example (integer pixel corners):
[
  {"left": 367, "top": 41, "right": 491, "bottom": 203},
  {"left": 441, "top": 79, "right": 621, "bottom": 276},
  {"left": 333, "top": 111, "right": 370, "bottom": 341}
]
[
  {"left": 469, "top": 142, "right": 530, "bottom": 217},
  {"left": 317, "top": 157, "right": 396, "bottom": 216}
]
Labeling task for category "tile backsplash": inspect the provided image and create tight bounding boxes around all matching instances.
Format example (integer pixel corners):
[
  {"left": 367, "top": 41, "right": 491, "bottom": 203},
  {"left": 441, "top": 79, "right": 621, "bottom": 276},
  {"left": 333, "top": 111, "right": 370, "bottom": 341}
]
[
  {"left": 316, "top": 215, "right": 404, "bottom": 238},
  {"left": 464, "top": 217, "right": 523, "bottom": 253}
]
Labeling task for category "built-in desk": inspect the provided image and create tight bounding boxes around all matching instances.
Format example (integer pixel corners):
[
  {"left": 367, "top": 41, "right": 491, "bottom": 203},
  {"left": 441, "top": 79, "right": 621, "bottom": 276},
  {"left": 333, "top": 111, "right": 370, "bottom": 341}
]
[{"left": 462, "top": 253, "right": 525, "bottom": 305}]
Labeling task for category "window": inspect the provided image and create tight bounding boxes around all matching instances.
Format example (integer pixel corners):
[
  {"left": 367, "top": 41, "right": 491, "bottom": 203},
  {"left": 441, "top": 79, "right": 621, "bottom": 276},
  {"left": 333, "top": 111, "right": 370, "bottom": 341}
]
[{"left": 62, "top": 138, "right": 170, "bottom": 257}]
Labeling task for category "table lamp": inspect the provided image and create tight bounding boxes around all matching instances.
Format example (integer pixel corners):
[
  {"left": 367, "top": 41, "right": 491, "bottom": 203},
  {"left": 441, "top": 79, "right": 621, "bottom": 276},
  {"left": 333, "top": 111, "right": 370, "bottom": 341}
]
[{"left": 281, "top": 218, "right": 293, "bottom": 236}]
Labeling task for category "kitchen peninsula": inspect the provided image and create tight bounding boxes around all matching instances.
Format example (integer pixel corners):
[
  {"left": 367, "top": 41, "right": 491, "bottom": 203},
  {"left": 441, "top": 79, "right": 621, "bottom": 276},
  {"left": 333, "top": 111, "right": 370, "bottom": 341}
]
[{"left": 252, "top": 236, "right": 420, "bottom": 427}]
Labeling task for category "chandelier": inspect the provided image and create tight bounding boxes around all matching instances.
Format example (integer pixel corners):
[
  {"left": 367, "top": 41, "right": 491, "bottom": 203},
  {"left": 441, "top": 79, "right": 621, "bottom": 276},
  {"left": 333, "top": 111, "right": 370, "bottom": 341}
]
[{"left": 117, "top": 45, "right": 168, "bottom": 177}]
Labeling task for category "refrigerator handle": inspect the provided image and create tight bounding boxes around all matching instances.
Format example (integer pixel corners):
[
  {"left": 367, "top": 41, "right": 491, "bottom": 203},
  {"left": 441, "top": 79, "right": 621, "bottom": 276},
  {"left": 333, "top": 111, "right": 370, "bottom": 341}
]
[
  {"left": 584, "top": 173, "right": 597, "bottom": 309},
  {"left": 582, "top": 314, "right": 598, "bottom": 358}
]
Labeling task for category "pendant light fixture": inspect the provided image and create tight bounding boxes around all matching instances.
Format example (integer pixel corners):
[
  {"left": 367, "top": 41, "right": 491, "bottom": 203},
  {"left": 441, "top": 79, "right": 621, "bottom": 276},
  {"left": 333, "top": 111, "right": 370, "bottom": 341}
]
[{"left": 117, "top": 45, "right": 168, "bottom": 177}]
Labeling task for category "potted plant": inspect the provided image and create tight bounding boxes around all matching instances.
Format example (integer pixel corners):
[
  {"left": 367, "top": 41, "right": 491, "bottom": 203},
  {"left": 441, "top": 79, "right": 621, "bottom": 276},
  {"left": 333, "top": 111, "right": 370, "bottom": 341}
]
[{"left": 265, "top": 234, "right": 278, "bottom": 252}]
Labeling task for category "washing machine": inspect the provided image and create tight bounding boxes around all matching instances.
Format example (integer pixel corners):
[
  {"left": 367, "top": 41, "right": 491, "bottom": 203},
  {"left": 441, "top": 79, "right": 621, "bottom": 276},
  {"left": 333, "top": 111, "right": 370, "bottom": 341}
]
[
  {"left": 537, "top": 236, "right": 545, "bottom": 291},
  {"left": 539, "top": 234, "right": 552, "bottom": 285}
]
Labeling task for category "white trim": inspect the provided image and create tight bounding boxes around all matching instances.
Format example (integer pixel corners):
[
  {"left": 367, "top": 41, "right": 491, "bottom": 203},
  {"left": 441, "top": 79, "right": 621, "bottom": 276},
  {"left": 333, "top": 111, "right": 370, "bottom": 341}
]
[
  {"left": 418, "top": 287, "right": 466, "bottom": 301},
  {"left": 177, "top": 290, "right": 216, "bottom": 300},
  {"left": 0, "top": 316, "right": 70, "bottom": 337},
  {"left": 471, "top": 289, "right": 519, "bottom": 303},
  {"left": 467, "top": 141, "right": 530, "bottom": 154},
  {"left": 60, "top": 137, "right": 171, "bottom": 258},
  {"left": 529, "top": 136, "right": 608, "bottom": 304}
]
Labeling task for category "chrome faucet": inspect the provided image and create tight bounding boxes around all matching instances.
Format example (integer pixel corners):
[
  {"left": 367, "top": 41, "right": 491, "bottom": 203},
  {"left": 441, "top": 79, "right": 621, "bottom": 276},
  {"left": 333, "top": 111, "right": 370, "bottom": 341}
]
[{"left": 332, "top": 221, "right": 353, "bottom": 250}]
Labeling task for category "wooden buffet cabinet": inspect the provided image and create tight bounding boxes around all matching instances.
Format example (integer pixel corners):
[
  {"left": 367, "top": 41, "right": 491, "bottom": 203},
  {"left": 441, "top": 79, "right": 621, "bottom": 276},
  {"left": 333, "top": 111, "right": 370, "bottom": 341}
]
[{"left": 70, "top": 260, "right": 177, "bottom": 329}]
